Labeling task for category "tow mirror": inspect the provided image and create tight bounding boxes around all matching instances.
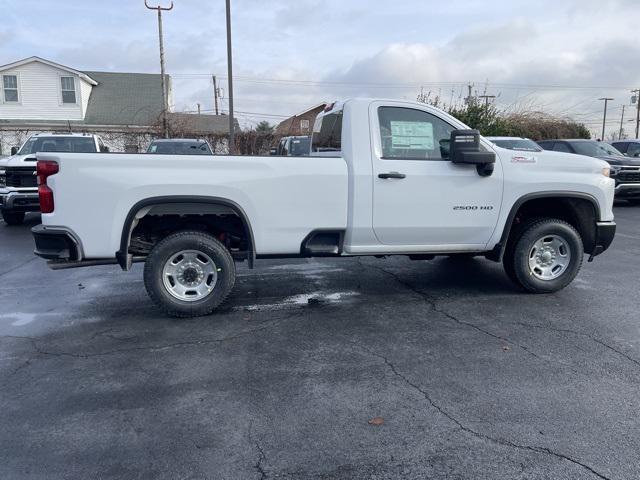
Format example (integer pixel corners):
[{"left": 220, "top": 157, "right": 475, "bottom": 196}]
[
  {"left": 449, "top": 129, "right": 496, "bottom": 177},
  {"left": 10, "top": 146, "right": 18, "bottom": 156}
]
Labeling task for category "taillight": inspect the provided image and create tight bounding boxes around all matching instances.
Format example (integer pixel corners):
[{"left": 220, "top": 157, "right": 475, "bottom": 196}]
[{"left": 37, "top": 160, "right": 58, "bottom": 214}]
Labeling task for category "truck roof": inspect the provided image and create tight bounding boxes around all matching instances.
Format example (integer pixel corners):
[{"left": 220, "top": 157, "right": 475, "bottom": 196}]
[
  {"left": 28, "top": 132, "right": 99, "bottom": 138},
  {"left": 149, "top": 138, "right": 209, "bottom": 143}
]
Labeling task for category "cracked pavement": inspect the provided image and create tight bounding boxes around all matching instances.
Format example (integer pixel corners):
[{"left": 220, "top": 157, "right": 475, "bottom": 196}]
[{"left": 0, "top": 207, "right": 639, "bottom": 479}]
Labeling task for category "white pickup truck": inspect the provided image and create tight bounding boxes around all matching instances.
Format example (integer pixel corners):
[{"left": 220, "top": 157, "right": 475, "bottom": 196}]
[{"left": 32, "top": 99, "right": 616, "bottom": 317}]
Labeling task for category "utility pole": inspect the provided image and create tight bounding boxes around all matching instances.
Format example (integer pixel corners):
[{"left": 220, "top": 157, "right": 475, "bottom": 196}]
[
  {"left": 225, "top": 0, "right": 235, "bottom": 154},
  {"left": 465, "top": 83, "right": 474, "bottom": 105},
  {"left": 212, "top": 75, "right": 220, "bottom": 115},
  {"left": 632, "top": 89, "right": 640, "bottom": 139},
  {"left": 145, "top": 0, "right": 173, "bottom": 139},
  {"left": 598, "top": 97, "right": 614, "bottom": 141},
  {"left": 478, "top": 95, "right": 496, "bottom": 110},
  {"left": 619, "top": 105, "right": 626, "bottom": 140}
]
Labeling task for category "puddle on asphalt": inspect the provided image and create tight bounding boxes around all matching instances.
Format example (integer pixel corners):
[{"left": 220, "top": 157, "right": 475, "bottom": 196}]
[{"left": 236, "top": 291, "right": 360, "bottom": 312}]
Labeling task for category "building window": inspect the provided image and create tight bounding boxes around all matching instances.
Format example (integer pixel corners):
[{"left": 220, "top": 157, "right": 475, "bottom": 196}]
[
  {"left": 299, "top": 119, "right": 310, "bottom": 131},
  {"left": 3, "top": 75, "right": 19, "bottom": 102},
  {"left": 61, "top": 76, "right": 76, "bottom": 104}
]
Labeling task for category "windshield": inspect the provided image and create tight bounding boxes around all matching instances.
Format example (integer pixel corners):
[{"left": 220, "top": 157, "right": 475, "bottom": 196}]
[
  {"left": 491, "top": 138, "right": 542, "bottom": 152},
  {"left": 18, "top": 136, "right": 97, "bottom": 155},
  {"left": 289, "top": 137, "right": 311, "bottom": 156},
  {"left": 570, "top": 141, "right": 623, "bottom": 157},
  {"left": 147, "top": 141, "right": 212, "bottom": 155}
]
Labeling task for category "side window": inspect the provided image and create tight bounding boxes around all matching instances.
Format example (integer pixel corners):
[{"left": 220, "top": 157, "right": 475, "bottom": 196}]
[
  {"left": 377, "top": 107, "right": 454, "bottom": 160},
  {"left": 613, "top": 142, "right": 628, "bottom": 154},
  {"left": 627, "top": 143, "right": 640, "bottom": 157},
  {"left": 553, "top": 142, "right": 571, "bottom": 153},
  {"left": 311, "top": 111, "right": 342, "bottom": 154}
]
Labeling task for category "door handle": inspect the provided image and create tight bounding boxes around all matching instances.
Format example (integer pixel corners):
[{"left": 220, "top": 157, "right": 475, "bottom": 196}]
[{"left": 378, "top": 172, "right": 406, "bottom": 179}]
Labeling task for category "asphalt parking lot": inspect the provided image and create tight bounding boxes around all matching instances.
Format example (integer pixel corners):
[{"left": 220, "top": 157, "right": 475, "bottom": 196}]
[{"left": 1, "top": 207, "right": 639, "bottom": 480}]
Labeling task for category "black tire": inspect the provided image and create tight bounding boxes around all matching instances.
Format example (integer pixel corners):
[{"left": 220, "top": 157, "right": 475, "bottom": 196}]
[
  {"left": 143, "top": 231, "right": 236, "bottom": 318},
  {"left": 504, "top": 218, "right": 583, "bottom": 293},
  {"left": 1, "top": 210, "right": 25, "bottom": 226}
]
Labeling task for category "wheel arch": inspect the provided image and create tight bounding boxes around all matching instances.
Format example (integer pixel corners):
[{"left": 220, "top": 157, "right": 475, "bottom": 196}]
[
  {"left": 489, "top": 191, "right": 601, "bottom": 261},
  {"left": 116, "top": 195, "right": 256, "bottom": 270}
]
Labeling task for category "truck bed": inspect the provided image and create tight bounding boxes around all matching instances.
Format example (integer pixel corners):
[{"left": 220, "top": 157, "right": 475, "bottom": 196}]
[{"left": 39, "top": 153, "right": 349, "bottom": 258}]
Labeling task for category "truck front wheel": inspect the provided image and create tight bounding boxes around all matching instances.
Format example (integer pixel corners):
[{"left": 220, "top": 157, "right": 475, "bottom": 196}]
[
  {"left": 2, "top": 211, "right": 25, "bottom": 226},
  {"left": 143, "top": 231, "right": 236, "bottom": 317},
  {"left": 504, "top": 218, "right": 583, "bottom": 293}
]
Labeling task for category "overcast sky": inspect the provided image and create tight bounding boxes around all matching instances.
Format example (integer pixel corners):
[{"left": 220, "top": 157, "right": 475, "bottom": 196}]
[{"left": 2, "top": 0, "right": 639, "bottom": 137}]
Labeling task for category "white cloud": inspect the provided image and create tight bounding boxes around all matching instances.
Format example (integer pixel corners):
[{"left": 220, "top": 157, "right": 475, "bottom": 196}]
[{"left": 0, "top": 0, "right": 638, "bottom": 134}]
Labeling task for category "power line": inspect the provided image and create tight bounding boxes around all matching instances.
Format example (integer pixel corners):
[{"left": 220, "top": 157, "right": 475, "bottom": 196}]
[{"left": 169, "top": 74, "right": 639, "bottom": 91}]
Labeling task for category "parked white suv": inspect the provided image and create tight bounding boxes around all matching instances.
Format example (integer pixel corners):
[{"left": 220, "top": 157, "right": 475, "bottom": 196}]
[
  {"left": 0, "top": 133, "right": 108, "bottom": 225},
  {"left": 31, "top": 99, "right": 616, "bottom": 317}
]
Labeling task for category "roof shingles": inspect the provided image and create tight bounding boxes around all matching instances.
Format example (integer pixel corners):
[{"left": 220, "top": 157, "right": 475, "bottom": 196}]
[{"left": 82, "top": 71, "right": 167, "bottom": 126}]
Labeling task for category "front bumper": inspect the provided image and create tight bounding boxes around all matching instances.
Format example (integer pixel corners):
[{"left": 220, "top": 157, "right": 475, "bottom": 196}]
[
  {"left": 590, "top": 221, "right": 616, "bottom": 260},
  {"left": 0, "top": 191, "right": 40, "bottom": 212},
  {"left": 614, "top": 183, "right": 640, "bottom": 198},
  {"left": 32, "top": 225, "right": 82, "bottom": 261}
]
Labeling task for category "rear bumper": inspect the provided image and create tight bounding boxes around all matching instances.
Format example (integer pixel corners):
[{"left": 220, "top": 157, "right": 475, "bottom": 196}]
[
  {"left": 0, "top": 191, "right": 40, "bottom": 212},
  {"left": 590, "top": 221, "right": 616, "bottom": 260},
  {"left": 32, "top": 225, "right": 83, "bottom": 261}
]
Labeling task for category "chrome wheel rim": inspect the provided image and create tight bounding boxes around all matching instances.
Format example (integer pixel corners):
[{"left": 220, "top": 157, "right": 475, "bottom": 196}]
[
  {"left": 162, "top": 250, "right": 218, "bottom": 302},
  {"left": 528, "top": 235, "right": 571, "bottom": 281}
]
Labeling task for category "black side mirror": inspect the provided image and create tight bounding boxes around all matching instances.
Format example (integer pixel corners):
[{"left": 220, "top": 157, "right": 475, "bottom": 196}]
[
  {"left": 10, "top": 146, "right": 18, "bottom": 156},
  {"left": 100, "top": 145, "right": 110, "bottom": 152},
  {"left": 449, "top": 129, "right": 496, "bottom": 177}
]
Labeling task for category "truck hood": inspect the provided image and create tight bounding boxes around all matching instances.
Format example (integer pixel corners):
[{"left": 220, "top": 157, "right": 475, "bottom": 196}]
[
  {"left": 499, "top": 148, "right": 609, "bottom": 173},
  {"left": 0, "top": 154, "right": 38, "bottom": 168},
  {"left": 594, "top": 155, "right": 640, "bottom": 166}
]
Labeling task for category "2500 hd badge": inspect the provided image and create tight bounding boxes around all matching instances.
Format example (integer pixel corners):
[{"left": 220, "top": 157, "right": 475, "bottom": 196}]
[{"left": 453, "top": 205, "right": 495, "bottom": 211}]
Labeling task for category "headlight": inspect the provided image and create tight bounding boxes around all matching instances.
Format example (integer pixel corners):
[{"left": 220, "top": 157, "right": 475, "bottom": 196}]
[{"left": 601, "top": 167, "right": 610, "bottom": 177}]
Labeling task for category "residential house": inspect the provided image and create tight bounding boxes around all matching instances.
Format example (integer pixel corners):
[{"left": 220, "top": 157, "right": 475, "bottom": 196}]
[
  {"left": 0, "top": 56, "right": 233, "bottom": 153},
  {"left": 275, "top": 103, "right": 327, "bottom": 136}
]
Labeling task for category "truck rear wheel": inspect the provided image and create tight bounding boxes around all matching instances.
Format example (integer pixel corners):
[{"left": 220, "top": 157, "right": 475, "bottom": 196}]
[
  {"left": 2, "top": 211, "right": 25, "bottom": 226},
  {"left": 143, "top": 231, "right": 236, "bottom": 318},
  {"left": 504, "top": 218, "right": 583, "bottom": 293}
]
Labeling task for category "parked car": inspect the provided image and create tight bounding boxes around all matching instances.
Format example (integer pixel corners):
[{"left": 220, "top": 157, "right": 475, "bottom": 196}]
[
  {"left": 537, "top": 139, "right": 640, "bottom": 203},
  {"left": 270, "top": 136, "right": 311, "bottom": 156},
  {"left": 0, "top": 133, "right": 108, "bottom": 225},
  {"left": 147, "top": 139, "right": 213, "bottom": 155},
  {"left": 611, "top": 139, "right": 640, "bottom": 158},
  {"left": 486, "top": 137, "right": 543, "bottom": 152},
  {"left": 32, "top": 99, "right": 615, "bottom": 317}
]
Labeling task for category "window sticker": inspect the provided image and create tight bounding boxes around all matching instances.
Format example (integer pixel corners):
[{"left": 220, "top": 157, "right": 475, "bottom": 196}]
[{"left": 390, "top": 121, "right": 434, "bottom": 150}]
